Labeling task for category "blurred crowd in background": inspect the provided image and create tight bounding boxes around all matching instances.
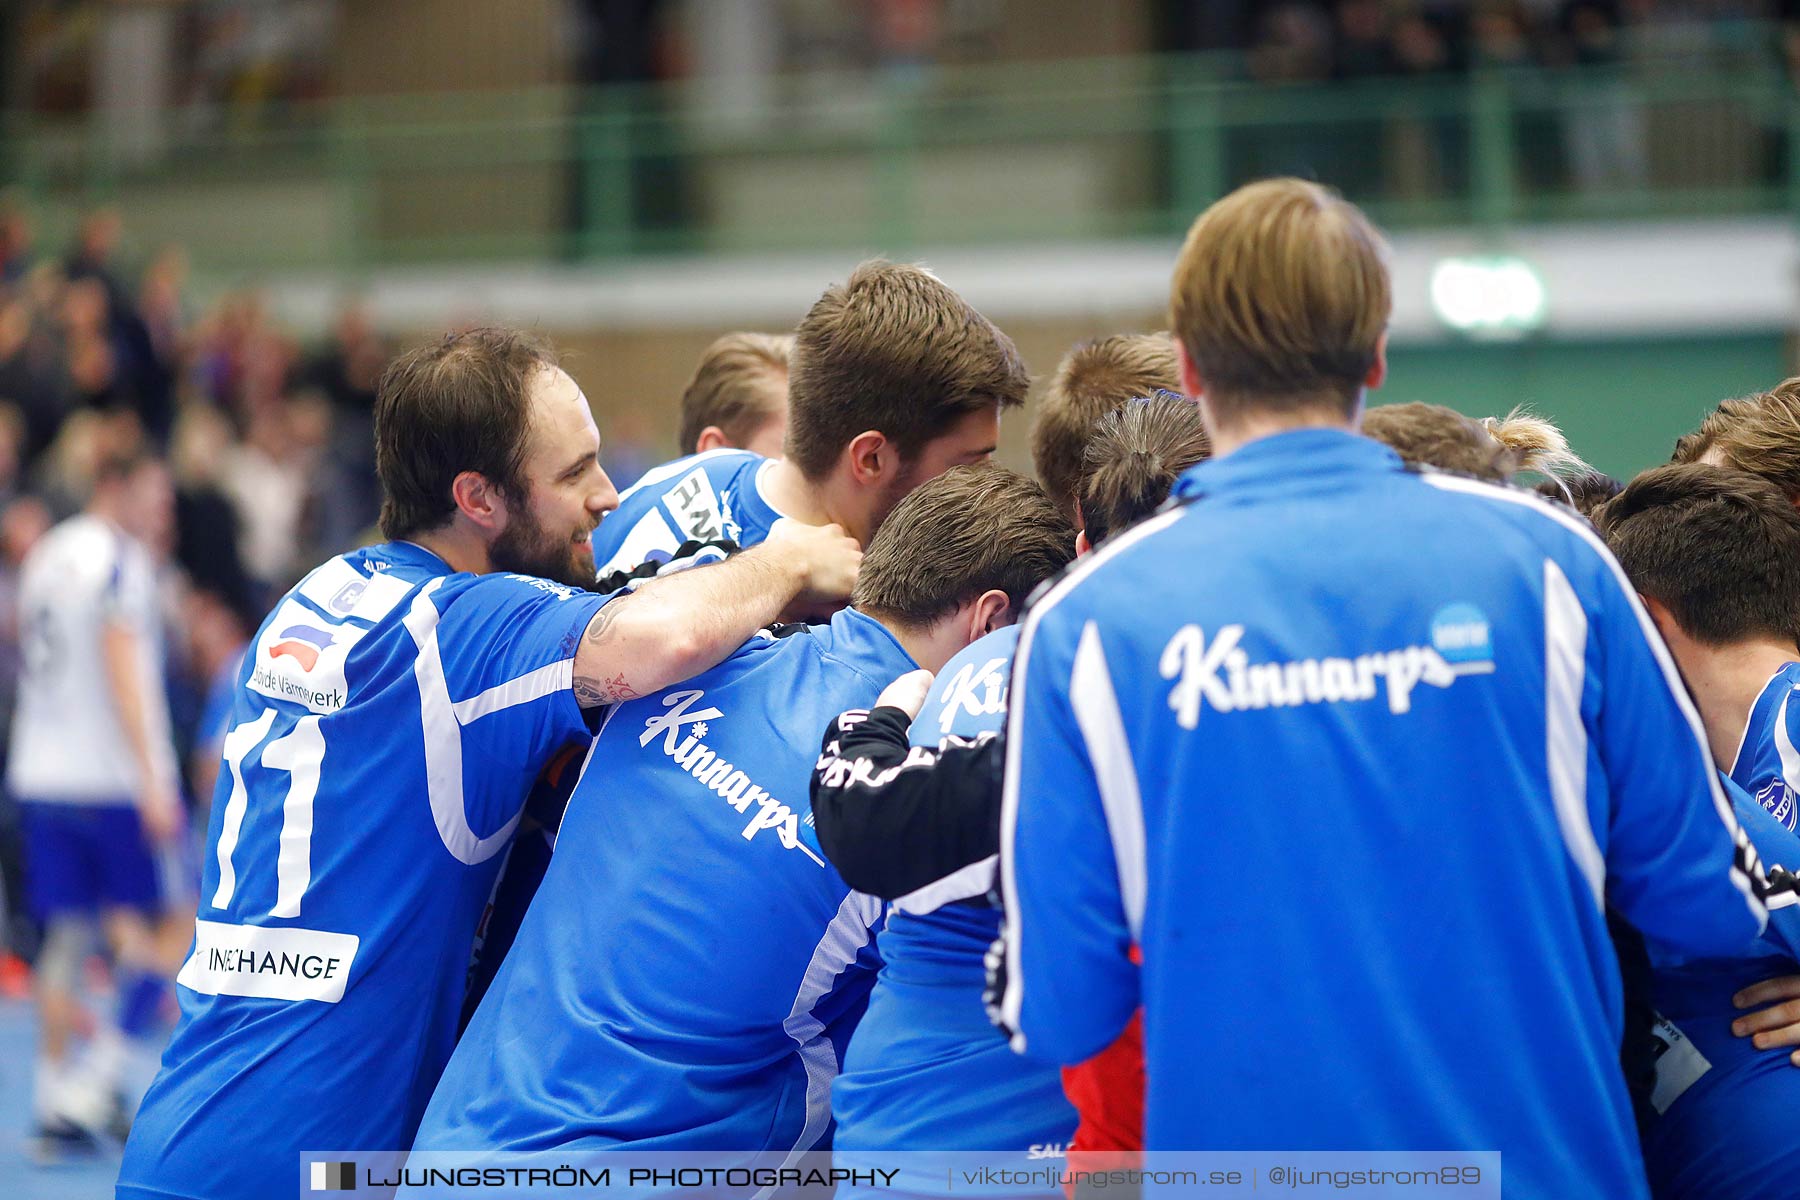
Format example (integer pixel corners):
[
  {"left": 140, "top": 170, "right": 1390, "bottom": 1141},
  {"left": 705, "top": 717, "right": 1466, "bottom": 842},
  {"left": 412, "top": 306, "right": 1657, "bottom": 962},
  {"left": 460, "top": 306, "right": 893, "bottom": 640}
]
[
  {"left": 1240, "top": 1, "right": 1798, "bottom": 83},
  {"left": 0, "top": 200, "right": 404, "bottom": 967}
]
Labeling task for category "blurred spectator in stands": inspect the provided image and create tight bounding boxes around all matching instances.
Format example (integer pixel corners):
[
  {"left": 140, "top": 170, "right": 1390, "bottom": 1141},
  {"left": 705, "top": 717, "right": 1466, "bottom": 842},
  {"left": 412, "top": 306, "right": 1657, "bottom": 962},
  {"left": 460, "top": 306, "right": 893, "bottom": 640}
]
[
  {"left": 169, "top": 406, "right": 255, "bottom": 623},
  {"left": 297, "top": 301, "right": 388, "bottom": 550},
  {"left": 1249, "top": 2, "right": 1334, "bottom": 84},
  {"left": 0, "top": 405, "right": 24, "bottom": 508},
  {"left": 0, "top": 282, "right": 74, "bottom": 470},
  {"left": 1561, "top": 1, "right": 1648, "bottom": 192},
  {"left": 0, "top": 493, "right": 52, "bottom": 970},
  {"left": 178, "top": 586, "right": 250, "bottom": 818},
  {"left": 1472, "top": 2, "right": 1562, "bottom": 188},
  {"left": 1242, "top": 4, "right": 1339, "bottom": 184},
  {"left": 1335, "top": 0, "right": 1395, "bottom": 80},
  {"left": 1388, "top": 10, "right": 1463, "bottom": 197},
  {"left": 0, "top": 199, "right": 34, "bottom": 285},
  {"left": 1332, "top": 0, "right": 1395, "bottom": 197},
  {"left": 64, "top": 210, "right": 129, "bottom": 317},
  {"left": 138, "top": 248, "right": 191, "bottom": 396},
  {"left": 219, "top": 394, "right": 328, "bottom": 599}
]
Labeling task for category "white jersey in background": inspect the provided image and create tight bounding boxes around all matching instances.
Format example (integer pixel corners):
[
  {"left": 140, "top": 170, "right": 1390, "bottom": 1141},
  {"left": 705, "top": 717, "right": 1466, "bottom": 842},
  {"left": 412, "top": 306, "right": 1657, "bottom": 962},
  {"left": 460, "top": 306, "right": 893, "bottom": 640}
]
[{"left": 7, "top": 513, "right": 175, "bottom": 802}]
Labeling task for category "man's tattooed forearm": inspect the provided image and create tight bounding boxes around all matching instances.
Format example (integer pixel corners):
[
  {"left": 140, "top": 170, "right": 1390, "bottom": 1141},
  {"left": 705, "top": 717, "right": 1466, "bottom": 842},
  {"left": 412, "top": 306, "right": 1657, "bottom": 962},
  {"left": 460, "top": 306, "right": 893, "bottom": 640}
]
[
  {"left": 573, "top": 670, "right": 642, "bottom": 710},
  {"left": 583, "top": 594, "right": 631, "bottom": 645}
]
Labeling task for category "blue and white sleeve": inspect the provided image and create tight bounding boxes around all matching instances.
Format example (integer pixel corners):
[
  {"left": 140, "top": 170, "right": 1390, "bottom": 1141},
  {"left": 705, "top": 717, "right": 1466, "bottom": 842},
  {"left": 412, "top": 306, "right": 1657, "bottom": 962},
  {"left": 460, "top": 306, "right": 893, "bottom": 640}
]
[
  {"left": 425, "top": 575, "right": 612, "bottom": 839},
  {"left": 1579, "top": 550, "right": 1767, "bottom": 958},
  {"left": 996, "top": 604, "right": 1139, "bottom": 1065}
]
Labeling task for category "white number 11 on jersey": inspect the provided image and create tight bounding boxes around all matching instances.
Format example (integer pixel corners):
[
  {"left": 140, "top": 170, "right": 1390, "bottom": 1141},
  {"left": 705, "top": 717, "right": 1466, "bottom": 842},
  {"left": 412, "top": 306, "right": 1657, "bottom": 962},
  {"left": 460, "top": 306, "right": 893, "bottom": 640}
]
[{"left": 213, "top": 708, "right": 326, "bottom": 918}]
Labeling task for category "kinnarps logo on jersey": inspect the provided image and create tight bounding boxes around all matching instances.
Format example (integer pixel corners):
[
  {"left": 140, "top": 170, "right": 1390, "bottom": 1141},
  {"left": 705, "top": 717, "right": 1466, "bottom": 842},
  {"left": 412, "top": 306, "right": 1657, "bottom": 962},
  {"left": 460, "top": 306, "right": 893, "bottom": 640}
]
[
  {"left": 934, "top": 655, "right": 1009, "bottom": 737},
  {"left": 248, "top": 598, "right": 366, "bottom": 715},
  {"left": 639, "top": 689, "right": 826, "bottom": 865},
  {"left": 1161, "top": 604, "right": 1496, "bottom": 728}
]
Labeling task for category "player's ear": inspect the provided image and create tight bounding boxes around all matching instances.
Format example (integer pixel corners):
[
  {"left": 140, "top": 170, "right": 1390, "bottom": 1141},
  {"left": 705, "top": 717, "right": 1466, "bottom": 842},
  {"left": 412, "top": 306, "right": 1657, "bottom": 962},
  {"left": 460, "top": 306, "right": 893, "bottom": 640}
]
[
  {"left": 1075, "top": 528, "right": 1092, "bottom": 557},
  {"left": 845, "top": 430, "right": 891, "bottom": 486},
  {"left": 695, "top": 426, "right": 731, "bottom": 453},
  {"left": 451, "top": 470, "right": 508, "bottom": 532},
  {"left": 1176, "top": 340, "right": 1203, "bottom": 403},
  {"left": 971, "top": 589, "right": 1013, "bottom": 640},
  {"left": 1365, "top": 331, "right": 1389, "bottom": 392}
]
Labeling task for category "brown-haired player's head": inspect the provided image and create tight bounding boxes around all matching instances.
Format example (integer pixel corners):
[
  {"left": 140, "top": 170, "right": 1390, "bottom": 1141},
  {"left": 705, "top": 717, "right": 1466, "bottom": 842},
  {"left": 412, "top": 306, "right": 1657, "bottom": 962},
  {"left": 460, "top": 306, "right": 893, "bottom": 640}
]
[
  {"left": 1030, "top": 333, "right": 1181, "bottom": 524},
  {"left": 1362, "top": 403, "right": 1588, "bottom": 485},
  {"left": 1169, "top": 178, "right": 1390, "bottom": 437},
  {"left": 1672, "top": 394, "right": 1762, "bottom": 470},
  {"left": 1599, "top": 463, "right": 1800, "bottom": 650},
  {"left": 677, "top": 332, "right": 792, "bottom": 458},
  {"left": 375, "top": 327, "right": 618, "bottom": 588},
  {"left": 1077, "top": 394, "right": 1211, "bottom": 549},
  {"left": 853, "top": 464, "right": 1074, "bottom": 673},
  {"left": 1677, "top": 379, "right": 1800, "bottom": 503},
  {"left": 784, "top": 261, "right": 1028, "bottom": 542}
]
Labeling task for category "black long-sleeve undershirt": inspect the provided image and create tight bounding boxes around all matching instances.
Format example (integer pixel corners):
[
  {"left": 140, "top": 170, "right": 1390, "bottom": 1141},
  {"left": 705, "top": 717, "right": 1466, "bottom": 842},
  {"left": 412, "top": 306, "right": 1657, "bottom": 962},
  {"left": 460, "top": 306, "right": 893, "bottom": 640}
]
[{"left": 810, "top": 706, "right": 1006, "bottom": 901}]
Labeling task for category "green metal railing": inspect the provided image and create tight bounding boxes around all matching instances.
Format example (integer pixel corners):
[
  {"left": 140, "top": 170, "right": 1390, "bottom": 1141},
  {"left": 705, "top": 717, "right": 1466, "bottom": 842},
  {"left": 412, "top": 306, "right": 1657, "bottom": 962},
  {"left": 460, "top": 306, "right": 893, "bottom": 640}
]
[{"left": 5, "top": 35, "right": 1800, "bottom": 271}]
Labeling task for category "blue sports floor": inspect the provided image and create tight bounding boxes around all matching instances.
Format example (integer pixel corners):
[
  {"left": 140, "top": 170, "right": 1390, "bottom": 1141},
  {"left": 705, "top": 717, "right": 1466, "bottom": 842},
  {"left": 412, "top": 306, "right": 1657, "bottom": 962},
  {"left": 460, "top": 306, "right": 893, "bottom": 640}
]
[{"left": 0, "top": 997, "right": 126, "bottom": 1200}]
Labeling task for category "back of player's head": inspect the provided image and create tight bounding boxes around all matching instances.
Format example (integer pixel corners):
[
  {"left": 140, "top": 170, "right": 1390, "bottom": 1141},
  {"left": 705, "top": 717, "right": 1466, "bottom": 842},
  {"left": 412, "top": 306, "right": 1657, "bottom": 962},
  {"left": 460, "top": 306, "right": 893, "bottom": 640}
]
[
  {"left": 676, "top": 332, "right": 792, "bottom": 456},
  {"left": 784, "top": 261, "right": 1028, "bottom": 481},
  {"left": 1363, "top": 403, "right": 1587, "bottom": 484},
  {"left": 1078, "top": 393, "right": 1211, "bottom": 546},
  {"left": 1680, "top": 378, "right": 1800, "bottom": 502},
  {"left": 1537, "top": 469, "right": 1623, "bottom": 520},
  {"left": 375, "top": 327, "right": 556, "bottom": 541},
  {"left": 1599, "top": 463, "right": 1800, "bottom": 647},
  {"left": 1363, "top": 403, "right": 1509, "bottom": 479},
  {"left": 1030, "top": 333, "right": 1181, "bottom": 523},
  {"left": 854, "top": 464, "right": 1074, "bottom": 627},
  {"left": 1169, "top": 178, "right": 1390, "bottom": 422},
  {"left": 1672, "top": 393, "right": 1762, "bottom": 469}
]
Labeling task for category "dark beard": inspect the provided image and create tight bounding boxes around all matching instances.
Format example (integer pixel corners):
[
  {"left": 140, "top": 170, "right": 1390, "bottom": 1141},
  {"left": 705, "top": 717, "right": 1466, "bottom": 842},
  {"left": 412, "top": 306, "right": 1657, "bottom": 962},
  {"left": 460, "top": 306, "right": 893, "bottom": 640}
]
[{"left": 490, "top": 505, "right": 594, "bottom": 589}]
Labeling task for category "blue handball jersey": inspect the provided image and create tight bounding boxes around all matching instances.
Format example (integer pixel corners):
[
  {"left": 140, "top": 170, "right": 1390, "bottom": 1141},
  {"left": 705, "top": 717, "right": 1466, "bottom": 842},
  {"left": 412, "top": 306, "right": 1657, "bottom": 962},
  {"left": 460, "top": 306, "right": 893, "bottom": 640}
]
[
  {"left": 998, "top": 430, "right": 1766, "bottom": 1200},
  {"left": 833, "top": 626, "right": 1076, "bottom": 1197},
  {"left": 1643, "top": 779, "right": 1800, "bottom": 1200},
  {"left": 412, "top": 607, "right": 913, "bottom": 1160},
  {"left": 117, "top": 542, "right": 609, "bottom": 1200},
  {"left": 592, "top": 449, "right": 786, "bottom": 578},
  {"left": 1728, "top": 662, "right": 1800, "bottom": 833}
]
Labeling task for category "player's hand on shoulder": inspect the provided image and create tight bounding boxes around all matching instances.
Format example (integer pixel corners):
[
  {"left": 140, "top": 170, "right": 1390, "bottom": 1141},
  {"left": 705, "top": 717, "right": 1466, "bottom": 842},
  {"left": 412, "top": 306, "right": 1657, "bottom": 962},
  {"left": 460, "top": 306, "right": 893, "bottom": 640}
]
[
  {"left": 875, "top": 669, "right": 935, "bottom": 721},
  {"left": 764, "top": 517, "right": 861, "bottom": 619}
]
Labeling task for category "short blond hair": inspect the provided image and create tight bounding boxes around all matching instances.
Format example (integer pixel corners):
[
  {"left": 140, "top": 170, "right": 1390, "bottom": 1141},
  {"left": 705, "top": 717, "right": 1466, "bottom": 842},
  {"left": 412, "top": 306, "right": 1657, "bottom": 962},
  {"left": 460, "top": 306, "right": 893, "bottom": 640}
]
[
  {"left": 677, "top": 332, "right": 792, "bottom": 455},
  {"left": 1169, "top": 178, "right": 1390, "bottom": 420},
  {"left": 1030, "top": 333, "right": 1181, "bottom": 522}
]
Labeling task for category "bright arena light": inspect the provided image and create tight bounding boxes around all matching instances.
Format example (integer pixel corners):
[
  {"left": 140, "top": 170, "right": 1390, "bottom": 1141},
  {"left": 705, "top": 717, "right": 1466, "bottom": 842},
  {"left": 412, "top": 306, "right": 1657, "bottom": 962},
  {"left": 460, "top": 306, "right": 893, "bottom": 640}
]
[{"left": 1429, "top": 256, "right": 1548, "bottom": 337}]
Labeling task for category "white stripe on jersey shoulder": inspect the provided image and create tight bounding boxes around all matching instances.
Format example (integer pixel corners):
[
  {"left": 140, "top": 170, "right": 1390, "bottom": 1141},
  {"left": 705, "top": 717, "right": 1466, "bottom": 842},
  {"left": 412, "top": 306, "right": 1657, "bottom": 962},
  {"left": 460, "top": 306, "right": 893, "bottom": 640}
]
[
  {"left": 997, "top": 500, "right": 1186, "bottom": 1050},
  {"left": 764, "top": 890, "right": 882, "bottom": 1198},
  {"left": 613, "top": 448, "right": 747, "bottom": 506},
  {"left": 1421, "top": 472, "right": 1762, "bottom": 922},
  {"left": 1544, "top": 557, "right": 1604, "bottom": 908},
  {"left": 452, "top": 660, "right": 575, "bottom": 725},
  {"left": 891, "top": 854, "right": 996, "bottom": 916},
  {"left": 1071, "top": 620, "right": 1149, "bottom": 939},
  {"left": 401, "top": 579, "right": 522, "bottom": 866}
]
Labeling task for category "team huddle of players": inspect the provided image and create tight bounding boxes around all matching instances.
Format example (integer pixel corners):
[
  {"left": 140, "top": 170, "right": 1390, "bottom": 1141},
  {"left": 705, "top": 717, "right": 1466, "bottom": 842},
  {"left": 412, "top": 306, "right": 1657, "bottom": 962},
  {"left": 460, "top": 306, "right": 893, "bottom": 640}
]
[{"left": 91, "top": 177, "right": 1800, "bottom": 1200}]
